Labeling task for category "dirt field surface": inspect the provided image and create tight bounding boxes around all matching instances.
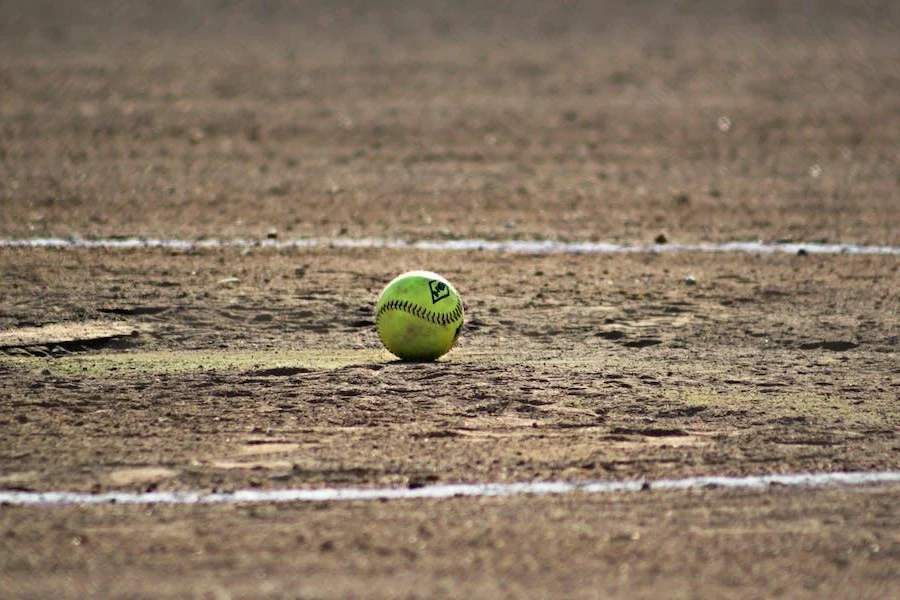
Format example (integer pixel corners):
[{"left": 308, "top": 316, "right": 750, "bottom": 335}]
[
  {"left": 2, "top": 248, "right": 899, "bottom": 492},
  {"left": 2, "top": 1, "right": 899, "bottom": 245},
  {"left": 2, "top": 1, "right": 900, "bottom": 598},
  {"left": 3, "top": 488, "right": 900, "bottom": 598}
]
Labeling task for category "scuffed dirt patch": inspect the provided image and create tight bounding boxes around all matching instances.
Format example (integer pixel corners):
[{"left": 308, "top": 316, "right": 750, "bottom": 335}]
[
  {"left": 106, "top": 467, "right": 179, "bottom": 487},
  {"left": 0, "top": 321, "right": 150, "bottom": 356}
]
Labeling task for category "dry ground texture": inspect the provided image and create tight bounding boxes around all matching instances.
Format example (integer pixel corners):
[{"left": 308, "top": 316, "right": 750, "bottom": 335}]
[{"left": 1, "top": 1, "right": 900, "bottom": 598}]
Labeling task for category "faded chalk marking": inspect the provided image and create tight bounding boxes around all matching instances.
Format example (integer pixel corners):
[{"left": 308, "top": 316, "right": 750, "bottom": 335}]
[
  {"left": 0, "top": 237, "right": 899, "bottom": 255},
  {"left": 2, "top": 470, "right": 899, "bottom": 507}
]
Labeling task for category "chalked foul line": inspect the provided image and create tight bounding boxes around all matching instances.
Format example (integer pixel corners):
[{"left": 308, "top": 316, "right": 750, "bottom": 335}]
[
  {"left": 2, "top": 470, "right": 899, "bottom": 507},
  {"left": 1, "top": 237, "right": 899, "bottom": 255}
]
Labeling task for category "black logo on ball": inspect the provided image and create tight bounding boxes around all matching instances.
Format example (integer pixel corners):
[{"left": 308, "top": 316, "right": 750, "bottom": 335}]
[{"left": 428, "top": 280, "right": 451, "bottom": 304}]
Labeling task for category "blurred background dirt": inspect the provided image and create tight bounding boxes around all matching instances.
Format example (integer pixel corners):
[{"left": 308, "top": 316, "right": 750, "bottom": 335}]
[{"left": 1, "top": 1, "right": 898, "bottom": 243}]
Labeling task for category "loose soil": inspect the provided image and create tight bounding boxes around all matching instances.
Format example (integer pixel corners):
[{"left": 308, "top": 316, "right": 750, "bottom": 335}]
[{"left": 1, "top": 1, "right": 899, "bottom": 598}]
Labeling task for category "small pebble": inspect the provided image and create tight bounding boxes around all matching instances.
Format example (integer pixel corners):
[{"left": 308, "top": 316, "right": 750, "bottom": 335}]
[
  {"left": 684, "top": 275, "right": 696, "bottom": 285},
  {"left": 655, "top": 232, "right": 668, "bottom": 244}
]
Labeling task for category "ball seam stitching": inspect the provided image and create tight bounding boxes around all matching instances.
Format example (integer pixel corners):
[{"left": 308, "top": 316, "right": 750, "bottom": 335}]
[{"left": 375, "top": 298, "right": 464, "bottom": 327}]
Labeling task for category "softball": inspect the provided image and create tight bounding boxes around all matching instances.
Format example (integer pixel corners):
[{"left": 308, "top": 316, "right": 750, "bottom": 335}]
[{"left": 375, "top": 271, "right": 464, "bottom": 361}]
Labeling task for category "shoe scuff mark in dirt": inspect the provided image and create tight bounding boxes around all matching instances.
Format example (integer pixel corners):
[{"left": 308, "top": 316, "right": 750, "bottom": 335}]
[{"left": 0, "top": 321, "right": 151, "bottom": 356}]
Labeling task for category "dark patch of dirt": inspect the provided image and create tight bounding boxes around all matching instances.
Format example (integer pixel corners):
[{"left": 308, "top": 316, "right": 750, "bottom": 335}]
[{"left": 799, "top": 340, "right": 860, "bottom": 351}]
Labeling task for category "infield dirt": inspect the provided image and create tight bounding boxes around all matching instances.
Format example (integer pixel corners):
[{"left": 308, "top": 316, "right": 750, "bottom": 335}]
[{"left": 1, "top": 1, "right": 899, "bottom": 598}]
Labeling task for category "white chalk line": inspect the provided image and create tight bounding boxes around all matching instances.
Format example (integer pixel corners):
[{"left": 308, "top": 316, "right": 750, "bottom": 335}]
[
  {"left": 2, "top": 470, "right": 899, "bottom": 507},
  {"left": 1, "top": 237, "right": 899, "bottom": 255}
]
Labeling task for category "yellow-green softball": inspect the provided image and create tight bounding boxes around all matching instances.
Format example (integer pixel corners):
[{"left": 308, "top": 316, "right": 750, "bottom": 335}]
[{"left": 374, "top": 271, "right": 464, "bottom": 361}]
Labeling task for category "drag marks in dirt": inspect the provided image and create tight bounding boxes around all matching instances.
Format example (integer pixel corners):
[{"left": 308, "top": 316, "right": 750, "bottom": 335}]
[
  {"left": 3, "top": 470, "right": 900, "bottom": 507},
  {"left": 592, "top": 302, "right": 701, "bottom": 350}
]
